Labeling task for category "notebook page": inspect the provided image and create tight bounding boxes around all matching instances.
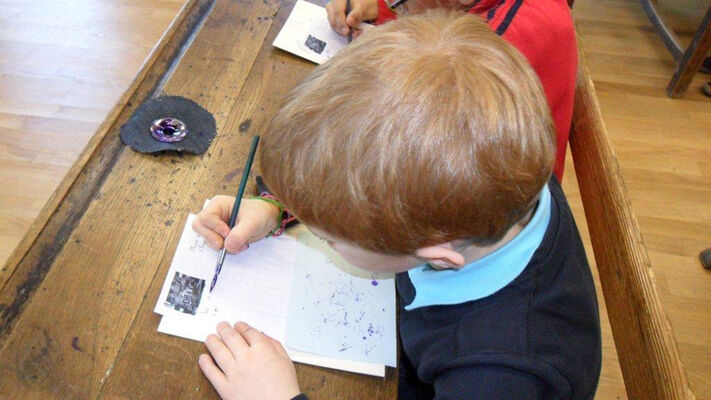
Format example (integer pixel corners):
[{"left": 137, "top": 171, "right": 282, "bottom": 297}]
[
  {"left": 286, "top": 230, "right": 397, "bottom": 367},
  {"left": 154, "top": 214, "right": 296, "bottom": 339},
  {"left": 154, "top": 213, "right": 391, "bottom": 376},
  {"left": 157, "top": 316, "right": 386, "bottom": 376}
]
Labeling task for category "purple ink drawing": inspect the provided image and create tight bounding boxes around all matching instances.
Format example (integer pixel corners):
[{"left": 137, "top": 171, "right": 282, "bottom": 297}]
[{"left": 285, "top": 244, "right": 397, "bottom": 366}]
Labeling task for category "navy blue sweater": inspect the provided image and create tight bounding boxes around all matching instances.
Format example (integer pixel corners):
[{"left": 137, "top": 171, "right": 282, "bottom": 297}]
[{"left": 396, "top": 178, "right": 601, "bottom": 399}]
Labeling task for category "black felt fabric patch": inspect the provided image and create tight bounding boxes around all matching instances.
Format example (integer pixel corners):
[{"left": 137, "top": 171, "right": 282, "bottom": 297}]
[{"left": 119, "top": 95, "right": 216, "bottom": 154}]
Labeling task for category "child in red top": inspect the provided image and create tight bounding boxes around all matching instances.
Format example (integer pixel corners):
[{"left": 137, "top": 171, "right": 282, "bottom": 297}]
[{"left": 326, "top": 0, "right": 577, "bottom": 180}]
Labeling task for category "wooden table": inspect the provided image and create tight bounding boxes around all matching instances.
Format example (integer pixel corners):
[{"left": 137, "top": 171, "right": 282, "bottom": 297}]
[{"left": 0, "top": 0, "right": 397, "bottom": 398}]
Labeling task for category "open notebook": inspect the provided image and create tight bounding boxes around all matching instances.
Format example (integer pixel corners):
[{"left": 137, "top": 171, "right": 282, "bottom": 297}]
[{"left": 154, "top": 212, "right": 397, "bottom": 376}]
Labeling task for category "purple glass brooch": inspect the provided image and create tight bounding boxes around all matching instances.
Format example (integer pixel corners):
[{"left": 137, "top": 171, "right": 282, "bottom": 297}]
[{"left": 150, "top": 117, "right": 188, "bottom": 143}]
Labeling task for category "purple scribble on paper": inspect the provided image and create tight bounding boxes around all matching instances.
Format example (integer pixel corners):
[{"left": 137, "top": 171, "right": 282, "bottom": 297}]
[
  {"left": 286, "top": 250, "right": 396, "bottom": 366},
  {"left": 371, "top": 272, "right": 380, "bottom": 286},
  {"left": 339, "top": 343, "right": 355, "bottom": 352}
]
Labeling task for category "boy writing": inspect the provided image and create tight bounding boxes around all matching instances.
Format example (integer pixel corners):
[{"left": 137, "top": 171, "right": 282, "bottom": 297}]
[
  {"left": 325, "top": 0, "right": 578, "bottom": 181},
  {"left": 193, "top": 11, "right": 601, "bottom": 400}
]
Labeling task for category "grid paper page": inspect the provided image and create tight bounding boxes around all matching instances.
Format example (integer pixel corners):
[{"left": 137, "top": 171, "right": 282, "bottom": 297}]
[
  {"left": 154, "top": 214, "right": 297, "bottom": 338},
  {"left": 154, "top": 213, "right": 392, "bottom": 376}
]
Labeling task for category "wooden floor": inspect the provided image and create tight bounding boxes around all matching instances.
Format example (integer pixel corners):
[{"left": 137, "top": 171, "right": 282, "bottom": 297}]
[
  {"left": 0, "top": 0, "right": 186, "bottom": 266},
  {"left": 569, "top": 0, "right": 711, "bottom": 398},
  {"left": 0, "top": 0, "right": 709, "bottom": 398}
]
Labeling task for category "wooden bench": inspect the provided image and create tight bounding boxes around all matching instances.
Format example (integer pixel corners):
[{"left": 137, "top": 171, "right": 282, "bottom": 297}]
[
  {"left": 0, "top": 0, "right": 696, "bottom": 397},
  {"left": 569, "top": 58, "right": 695, "bottom": 399}
]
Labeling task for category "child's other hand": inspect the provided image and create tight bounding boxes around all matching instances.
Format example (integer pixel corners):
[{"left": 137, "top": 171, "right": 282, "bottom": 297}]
[
  {"left": 199, "top": 322, "right": 301, "bottom": 400},
  {"left": 326, "top": 0, "right": 378, "bottom": 38},
  {"left": 192, "top": 196, "right": 281, "bottom": 253}
]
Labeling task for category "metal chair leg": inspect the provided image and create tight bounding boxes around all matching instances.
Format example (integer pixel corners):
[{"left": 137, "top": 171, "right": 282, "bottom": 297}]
[{"left": 639, "top": 0, "right": 711, "bottom": 97}]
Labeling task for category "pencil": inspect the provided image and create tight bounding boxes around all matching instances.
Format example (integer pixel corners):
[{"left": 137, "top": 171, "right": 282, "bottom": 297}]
[
  {"left": 209, "top": 134, "right": 260, "bottom": 292},
  {"left": 346, "top": 0, "right": 353, "bottom": 43}
]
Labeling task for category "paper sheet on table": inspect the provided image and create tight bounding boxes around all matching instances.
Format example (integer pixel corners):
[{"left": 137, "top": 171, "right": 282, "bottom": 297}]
[
  {"left": 154, "top": 213, "right": 392, "bottom": 376},
  {"left": 154, "top": 214, "right": 296, "bottom": 340},
  {"left": 285, "top": 231, "right": 397, "bottom": 367},
  {"left": 273, "top": 0, "right": 372, "bottom": 64},
  {"left": 157, "top": 316, "right": 385, "bottom": 376}
]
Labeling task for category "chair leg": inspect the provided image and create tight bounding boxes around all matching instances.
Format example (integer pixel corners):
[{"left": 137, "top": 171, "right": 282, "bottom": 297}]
[
  {"left": 640, "top": 0, "right": 685, "bottom": 60},
  {"left": 700, "top": 248, "right": 711, "bottom": 270},
  {"left": 701, "top": 56, "right": 711, "bottom": 74},
  {"left": 666, "top": 7, "right": 711, "bottom": 97}
]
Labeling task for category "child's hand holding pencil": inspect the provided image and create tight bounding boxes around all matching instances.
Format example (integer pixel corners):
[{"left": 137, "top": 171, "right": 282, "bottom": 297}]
[
  {"left": 326, "top": 0, "right": 378, "bottom": 39},
  {"left": 192, "top": 196, "right": 281, "bottom": 254}
]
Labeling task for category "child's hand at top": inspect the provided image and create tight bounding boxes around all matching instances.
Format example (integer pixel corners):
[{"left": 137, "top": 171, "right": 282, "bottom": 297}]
[
  {"left": 192, "top": 196, "right": 281, "bottom": 254},
  {"left": 199, "top": 321, "right": 301, "bottom": 400},
  {"left": 326, "top": 0, "right": 378, "bottom": 38}
]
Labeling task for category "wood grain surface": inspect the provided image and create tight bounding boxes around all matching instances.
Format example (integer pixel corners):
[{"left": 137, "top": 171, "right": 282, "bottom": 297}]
[
  {"left": 0, "top": 0, "right": 396, "bottom": 398},
  {"left": 0, "top": 0, "right": 188, "bottom": 270},
  {"left": 572, "top": 1, "right": 711, "bottom": 398},
  {"left": 4, "top": 0, "right": 706, "bottom": 398},
  {"left": 570, "top": 56, "right": 694, "bottom": 399}
]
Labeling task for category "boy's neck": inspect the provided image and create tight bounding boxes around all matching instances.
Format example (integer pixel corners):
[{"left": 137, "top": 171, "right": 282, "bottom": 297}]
[{"left": 457, "top": 200, "right": 538, "bottom": 265}]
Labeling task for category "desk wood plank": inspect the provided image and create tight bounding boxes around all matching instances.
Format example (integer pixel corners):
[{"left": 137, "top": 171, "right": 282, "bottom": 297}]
[
  {"left": 0, "top": 0, "right": 284, "bottom": 398},
  {"left": 0, "top": 0, "right": 397, "bottom": 398},
  {"left": 100, "top": 1, "right": 397, "bottom": 398},
  {"left": 0, "top": 0, "right": 209, "bottom": 325}
]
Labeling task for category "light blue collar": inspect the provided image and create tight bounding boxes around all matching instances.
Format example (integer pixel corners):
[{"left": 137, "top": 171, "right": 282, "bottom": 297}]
[{"left": 405, "top": 184, "right": 551, "bottom": 310}]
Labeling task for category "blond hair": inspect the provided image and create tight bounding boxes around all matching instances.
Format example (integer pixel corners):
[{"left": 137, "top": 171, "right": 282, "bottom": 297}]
[{"left": 261, "top": 10, "right": 555, "bottom": 254}]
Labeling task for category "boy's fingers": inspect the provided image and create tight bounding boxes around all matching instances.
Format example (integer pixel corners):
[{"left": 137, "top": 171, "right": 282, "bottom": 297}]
[
  {"left": 216, "top": 321, "right": 248, "bottom": 358},
  {"left": 223, "top": 216, "right": 261, "bottom": 253},
  {"left": 223, "top": 234, "right": 246, "bottom": 254},
  {"left": 205, "top": 334, "right": 234, "bottom": 370},
  {"left": 326, "top": 2, "right": 336, "bottom": 28},
  {"left": 199, "top": 213, "right": 231, "bottom": 239},
  {"left": 234, "top": 322, "right": 267, "bottom": 346},
  {"left": 267, "top": 336, "right": 290, "bottom": 358},
  {"left": 198, "top": 354, "right": 229, "bottom": 392},
  {"left": 326, "top": 0, "right": 346, "bottom": 34},
  {"left": 346, "top": 3, "right": 365, "bottom": 27},
  {"left": 192, "top": 221, "right": 224, "bottom": 250},
  {"left": 206, "top": 195, "right": 235, "bottom": 220},
  {"left": 332, "top": 0, "right": 349, "bottom": 35},
  {"left": 340, "top": 18, "right": 350, "bottom": 36}
]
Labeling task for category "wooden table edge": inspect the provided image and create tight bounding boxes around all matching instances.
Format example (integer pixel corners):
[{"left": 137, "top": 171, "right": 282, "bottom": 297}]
[
  {"left": 0, "top": 0, "right": 208, "bottom": 289},
  {"left": 0, "top": 0, "right": 219, "bottom": 343}
]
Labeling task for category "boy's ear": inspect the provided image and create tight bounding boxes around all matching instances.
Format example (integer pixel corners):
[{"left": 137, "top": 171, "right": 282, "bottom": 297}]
[{"left": 414, "top": 243, "right": 466, "bottom": 270}]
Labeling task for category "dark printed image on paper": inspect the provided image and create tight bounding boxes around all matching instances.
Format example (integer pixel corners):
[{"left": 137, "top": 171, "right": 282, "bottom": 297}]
[{"left": 165, "top": 272, "right": 205, "bottom": 315}]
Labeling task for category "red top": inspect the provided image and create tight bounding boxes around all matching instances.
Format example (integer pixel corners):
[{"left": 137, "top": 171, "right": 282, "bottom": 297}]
[{"left": 375, "top": 0, "right": 577, "bottom": 180}]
